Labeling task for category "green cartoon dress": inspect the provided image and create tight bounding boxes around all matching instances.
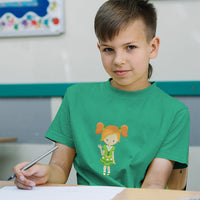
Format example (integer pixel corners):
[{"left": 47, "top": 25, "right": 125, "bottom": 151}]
[{"left": 100, "top": 145, "right": 115, "bottom": 166}]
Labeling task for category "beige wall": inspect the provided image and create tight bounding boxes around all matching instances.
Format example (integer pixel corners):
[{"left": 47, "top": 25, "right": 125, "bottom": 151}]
[{"left": 0, "top": 1, "right": 199, "bottom": 84}]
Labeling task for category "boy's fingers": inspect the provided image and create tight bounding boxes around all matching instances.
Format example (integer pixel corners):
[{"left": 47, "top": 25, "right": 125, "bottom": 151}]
[
  {"left": 13, "top": 162, "right": 30, "bottom": 175},
  {"left": 13, "top": 163, "right": 48, "bottom": 189},
  {"left": 21, "top": 167, "right": 36, "bottom": 177},
  {"left": 14, "top": 177, "right": 35, "bottom": 190},
  {"left": 14, "top": 173, "right": 35, "bottom": 189},
  {"left": 14, "top": 162, "right": 41, "bottom": 179},
  {"left": 21, "top": 163, "right": 45, "bottom": 177},
  {"left": 13, "top": 162, "right": 30, "bottom": 181},
  {"left": 13, "top": 161, "right": 37, "bottom": 190}
]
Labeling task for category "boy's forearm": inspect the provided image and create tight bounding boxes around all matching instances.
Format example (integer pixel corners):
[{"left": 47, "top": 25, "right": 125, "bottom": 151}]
[
  {"left": 141, "top": 181, "right": 165, "bottom": 189},
  {"left": 47, "top": 143, "right": 75, "bottom": 184},
  {"left": 47, "top": 163, "right": 69, "bottom": 184}
]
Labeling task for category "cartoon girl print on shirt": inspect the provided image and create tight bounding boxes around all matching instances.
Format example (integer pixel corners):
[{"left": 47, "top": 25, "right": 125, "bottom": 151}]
[{"left": 95, "top": 122, "right": 128, "bottom": 176}]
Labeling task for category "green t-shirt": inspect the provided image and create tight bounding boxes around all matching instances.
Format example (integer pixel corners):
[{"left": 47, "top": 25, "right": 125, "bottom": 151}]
[{"left": 45, "top": 80, "right": 190, "bottom": 188}]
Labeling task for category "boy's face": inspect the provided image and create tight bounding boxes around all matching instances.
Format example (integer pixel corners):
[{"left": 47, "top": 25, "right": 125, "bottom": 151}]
[{"left": 97, "top": 18, "right": 160, "bottom": 91}]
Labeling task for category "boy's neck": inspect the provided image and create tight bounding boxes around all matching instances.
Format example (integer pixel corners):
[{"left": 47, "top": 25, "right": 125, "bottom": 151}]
[{"left": 110, "top": 79, "right": 151, "bottom": 91}]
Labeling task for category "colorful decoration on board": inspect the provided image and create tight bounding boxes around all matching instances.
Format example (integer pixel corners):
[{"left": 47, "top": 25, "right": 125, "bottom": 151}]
[{"left": 0, "top": 0, "right": 64, "bottom": 37}]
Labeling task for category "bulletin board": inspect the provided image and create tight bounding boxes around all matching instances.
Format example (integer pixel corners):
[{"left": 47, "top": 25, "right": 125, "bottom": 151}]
[{"left": 0, "top": 0, "right": 64, "bottom": 37}]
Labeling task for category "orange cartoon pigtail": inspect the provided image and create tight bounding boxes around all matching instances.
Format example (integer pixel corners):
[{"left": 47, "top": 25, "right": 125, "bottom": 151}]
[
  {"left": 120, "top": 125, "right": 128, "bottom": 137},
  {"left": 95, "top": 122, "right": 104, "bottom": 134}
]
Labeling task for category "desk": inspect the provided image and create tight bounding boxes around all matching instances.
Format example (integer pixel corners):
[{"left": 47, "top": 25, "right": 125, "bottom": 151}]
[
  {"left": 0, "top": 181, "right": 15, "bottom": 188},
  {"left": 1, "top": 181, "right": 200, "bottom": 200},
  {"left": 113, "top": 188, "right": 200, "bottom": 200},
  {"left": 0, "top": 137, "right": 17, "bottom": 143}
]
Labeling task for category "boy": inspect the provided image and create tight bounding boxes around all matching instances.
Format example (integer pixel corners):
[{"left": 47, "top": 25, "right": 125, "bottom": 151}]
[{"left": 14, "top": 0, "right": 190, "bottom": 189}]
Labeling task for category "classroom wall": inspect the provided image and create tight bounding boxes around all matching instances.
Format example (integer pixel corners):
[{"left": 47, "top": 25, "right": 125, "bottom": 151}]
[
  {"left": 0, "top": 0, "right": 200, "bottom": 191},
  {"left": 0, "top": 0, "right": 200, "bottom": 83},
  {"left": 0, "top": 0, "right": 107, "bottom": 84},
  {"left": 151, "top": 0, "right": 200, "bottom": 81}
]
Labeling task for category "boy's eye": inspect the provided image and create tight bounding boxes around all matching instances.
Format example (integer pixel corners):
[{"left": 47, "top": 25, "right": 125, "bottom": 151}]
[
  {"left": 103, "top": 48, "right": 113, "bottom": 52},
  {"left": 127, "top": 45, "right": 136, "bottom": 50}
]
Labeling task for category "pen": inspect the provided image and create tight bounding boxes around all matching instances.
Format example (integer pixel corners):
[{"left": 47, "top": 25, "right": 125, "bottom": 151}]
[{"left": 7, "top": 145, "right": 58, "bottom": 181}]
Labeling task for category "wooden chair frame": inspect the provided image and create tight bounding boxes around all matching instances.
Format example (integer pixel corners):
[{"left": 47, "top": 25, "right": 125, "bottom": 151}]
[{"left": 167, "top": 167, "right": 188, "bottom": 190}]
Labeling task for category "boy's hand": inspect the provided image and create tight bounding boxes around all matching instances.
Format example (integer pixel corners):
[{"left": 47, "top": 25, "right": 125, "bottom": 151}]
[{"left": 13, "top": 162, "right": 49, "bottom": 190}]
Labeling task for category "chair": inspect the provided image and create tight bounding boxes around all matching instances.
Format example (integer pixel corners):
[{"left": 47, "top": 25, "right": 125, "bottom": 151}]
[{"left": 167, "top": 167, "right": 188, "bottom": 190}]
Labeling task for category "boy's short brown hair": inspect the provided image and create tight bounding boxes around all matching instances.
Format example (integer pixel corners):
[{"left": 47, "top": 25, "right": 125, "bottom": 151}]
[{"left": 94, "top": 0, "right": 157, "bottom": 79}]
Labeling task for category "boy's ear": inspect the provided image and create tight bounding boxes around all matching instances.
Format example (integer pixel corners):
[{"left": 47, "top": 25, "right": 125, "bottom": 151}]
[
  {"left": 149, "top": 37, "right": 160, "bottom": 59},
  {"left": 97, "top": 42, "right": 101, "bottom": 50}
]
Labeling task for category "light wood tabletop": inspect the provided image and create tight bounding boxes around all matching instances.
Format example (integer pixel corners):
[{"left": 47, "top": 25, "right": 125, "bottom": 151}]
[
  {"left": 113, "top": 187, "right": 200, "bottom": 200},
  {"left": 1, "top": 181, "right": 200, "bottom": 200},
  {"left": 0, "top": 181, "right": 15, "bottom": 188},
  {"left": 0, "top": 137, "right": 17, "bottom": 143}
]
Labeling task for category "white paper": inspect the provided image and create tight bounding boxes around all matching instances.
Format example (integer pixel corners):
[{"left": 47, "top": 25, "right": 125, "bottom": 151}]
[
  {"left": 0, "top": 186, "right": 124, "bottom": 200},
  {"left": 179, "top": 199, "right": 200, "bottom": 200}
]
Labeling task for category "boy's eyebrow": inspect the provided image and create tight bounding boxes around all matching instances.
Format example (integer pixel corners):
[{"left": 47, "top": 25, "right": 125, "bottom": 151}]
[
  {"left": 123, "top": 41, "right": 137, "bottom": 45},
  {"left": 99, "top": 43, "right": 109, "bottom": 47},
  {"left": 99, "top": 41, "right": 137, "bottom": 47}
]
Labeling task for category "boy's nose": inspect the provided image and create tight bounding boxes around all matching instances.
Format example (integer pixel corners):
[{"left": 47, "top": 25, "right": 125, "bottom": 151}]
[{"left": 113, "top": 51, "right": 126, "bottom": 65}]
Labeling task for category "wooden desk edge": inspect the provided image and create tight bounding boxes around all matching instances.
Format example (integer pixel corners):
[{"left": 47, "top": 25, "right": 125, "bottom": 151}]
[
  {"left": 0, "top": 181, "right": 15, "bottom": 188},
  {"left": 0, "top": 137, "right": 17, "bottom": 143},
  {"left": 0, "top": 181, "right": 75, "bottom": 189}
]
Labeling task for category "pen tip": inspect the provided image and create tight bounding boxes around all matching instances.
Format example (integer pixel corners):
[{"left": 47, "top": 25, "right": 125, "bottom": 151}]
[{"left": 8, "top": 175, "right": 15, "bottom": 181}]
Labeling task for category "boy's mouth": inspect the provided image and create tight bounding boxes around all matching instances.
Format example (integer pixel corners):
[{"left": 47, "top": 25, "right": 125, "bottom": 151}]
[{"left": 114, "top": 70, "right": 130, "bottom": 76}]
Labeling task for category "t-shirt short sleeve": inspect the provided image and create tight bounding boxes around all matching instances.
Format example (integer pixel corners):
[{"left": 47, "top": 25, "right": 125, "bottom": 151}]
[
  {"left": 156, "top": 107, "right": 190, "bottom": 169},
  {"left": 45, "top": 89, "right": 75, "bottom": 149}
]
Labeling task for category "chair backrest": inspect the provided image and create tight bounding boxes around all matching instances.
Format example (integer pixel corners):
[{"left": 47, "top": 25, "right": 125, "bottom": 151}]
[{"left": 167, "top": 167, "right": 188, "bottom": 190}]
